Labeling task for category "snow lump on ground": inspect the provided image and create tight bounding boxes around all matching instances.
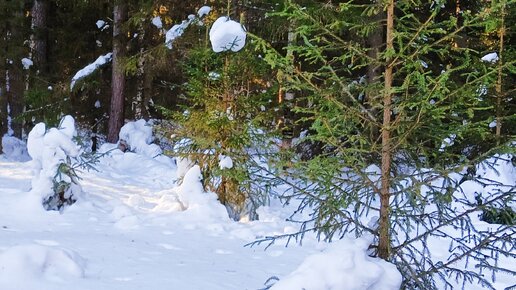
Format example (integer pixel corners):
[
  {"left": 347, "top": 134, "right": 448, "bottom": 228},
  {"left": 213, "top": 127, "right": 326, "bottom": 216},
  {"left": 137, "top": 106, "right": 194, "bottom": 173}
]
[{"left": 270, "top": 237, "right": 401, "bottom": 290}]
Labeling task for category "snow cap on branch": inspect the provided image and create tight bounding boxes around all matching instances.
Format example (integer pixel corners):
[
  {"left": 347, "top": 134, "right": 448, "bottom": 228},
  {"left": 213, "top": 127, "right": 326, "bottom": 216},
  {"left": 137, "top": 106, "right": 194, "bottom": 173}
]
[{"left": 209, "top": 17, "right": 247, "bottom": 53}]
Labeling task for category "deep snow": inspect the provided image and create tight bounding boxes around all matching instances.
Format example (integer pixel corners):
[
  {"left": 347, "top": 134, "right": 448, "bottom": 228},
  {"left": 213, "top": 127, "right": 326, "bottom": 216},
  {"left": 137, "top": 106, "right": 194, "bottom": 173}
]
[{"left": 0, "top": 129, "right": 401, "bottom": 290}]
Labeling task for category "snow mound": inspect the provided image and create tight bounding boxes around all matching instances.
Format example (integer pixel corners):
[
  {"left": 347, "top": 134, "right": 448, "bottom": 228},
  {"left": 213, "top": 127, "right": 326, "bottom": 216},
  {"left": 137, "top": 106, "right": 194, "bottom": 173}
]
[
  {"left": 271, "top": 238, "right": 402, "bottom": 290},
  {"left": 1, "top": 135, "right": 30, "bottom": 161},
  {"left": 0, "top": 245, "right": 85, "bottom": 288},
  {"left": 209, "top": 17, "right": 247, "bottom": 53},
  {"left": 118, "top": 119, "right": 162, "bottom": 158}
]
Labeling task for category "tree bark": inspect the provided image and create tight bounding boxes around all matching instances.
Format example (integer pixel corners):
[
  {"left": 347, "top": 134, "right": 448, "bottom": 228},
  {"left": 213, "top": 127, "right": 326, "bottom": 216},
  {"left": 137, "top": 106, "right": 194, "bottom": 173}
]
[
  {"left": 31, "top": 0, "right": 48, "bottom": 75},
  {"left": 107, "top": 1, "right": 127, "bottom": 143},
  {"left": 134, "top": 21, "right": 145, "bottom": 120},
  {"left": 495, "top": 3, "right": 505, "bottom": 141},
  {"left": 5, "top": 1, "right": 24, "bottom": 138},
  {"left": 378, "top": 0, "right": 394, "bottom": 260}
]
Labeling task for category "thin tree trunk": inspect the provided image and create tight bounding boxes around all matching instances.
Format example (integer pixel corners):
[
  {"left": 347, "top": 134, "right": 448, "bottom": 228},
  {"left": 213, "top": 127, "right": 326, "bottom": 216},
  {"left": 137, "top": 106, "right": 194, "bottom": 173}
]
[
  {"left": 107, "top": 1, "right": 127, "bottom": 143},
  {"left": 378, "top": 0, "right": 394, "bottom": 260},
  {"left": 0, "top": 63, "right": 5, "bottom": 153},
  {"left": 134, "top": 21, "right": 145, "bottom": 120},
  {"left": 495, "top": 3, "right": 505, "bottom": 141}
]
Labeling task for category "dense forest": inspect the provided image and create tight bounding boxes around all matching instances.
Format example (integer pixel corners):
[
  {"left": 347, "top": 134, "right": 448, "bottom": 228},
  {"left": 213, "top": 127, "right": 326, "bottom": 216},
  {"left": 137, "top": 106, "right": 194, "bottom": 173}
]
[{"left": 0, "top": 0, "right": 514, "bottom": 289}]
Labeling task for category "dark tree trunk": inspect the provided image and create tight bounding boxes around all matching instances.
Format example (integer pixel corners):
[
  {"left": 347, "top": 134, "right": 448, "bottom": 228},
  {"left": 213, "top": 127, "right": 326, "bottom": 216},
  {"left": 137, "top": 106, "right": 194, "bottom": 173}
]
[
  {"left": 31, "top": 0, "right": 48, "bottom": 75},
  {"left": 107, "top": 1, "right": 127, "bottom": 143},
  {"left": 5, "top": 1, "right": 25, "bottom": 138}
]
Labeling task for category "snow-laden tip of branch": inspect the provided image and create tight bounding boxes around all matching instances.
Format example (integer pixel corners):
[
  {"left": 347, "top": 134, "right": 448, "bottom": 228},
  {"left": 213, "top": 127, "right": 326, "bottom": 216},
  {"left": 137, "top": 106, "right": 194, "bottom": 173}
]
[
  {"left": 96, "top": 20, "right": 106, "bottom": 29},
  {"left": 70, "top": 53, "right": 113, "bottom": 89},
  {"left": 165, "top": 21, "right": 191, "bottom": 49},
  {"left": 21, "top": 58, "right": 33, "bottom": 70},
  {"left": 197, "top": 6, "right": 211, "bottom": 18},
  {"left": 164, "top": 7, "right": 211, "bottom": 49},
  {"left": 209, "top": 17, "right": 247, "bottom": 53},
  {"left": 152, "top": 16, "right": 163, "bottom": 29},
  {"left": 481, "top": 52, "right": 498, "bottom": 63}
]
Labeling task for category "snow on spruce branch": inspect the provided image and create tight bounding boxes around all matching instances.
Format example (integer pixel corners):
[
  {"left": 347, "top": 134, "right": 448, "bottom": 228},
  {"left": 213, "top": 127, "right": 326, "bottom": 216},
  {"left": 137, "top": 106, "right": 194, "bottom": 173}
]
[
  {"left": 70, "top": 53, "right": 113, "bottom": 89},
  {"left": 164, "top": 6, "right": 211, "bottom": 49}
]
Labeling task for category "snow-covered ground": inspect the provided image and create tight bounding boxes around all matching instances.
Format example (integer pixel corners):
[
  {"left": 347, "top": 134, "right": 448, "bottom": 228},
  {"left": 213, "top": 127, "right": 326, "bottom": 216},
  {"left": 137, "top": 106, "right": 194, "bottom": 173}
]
[{"left": 0, "top": 130, "right": 401, "bottom": 290}]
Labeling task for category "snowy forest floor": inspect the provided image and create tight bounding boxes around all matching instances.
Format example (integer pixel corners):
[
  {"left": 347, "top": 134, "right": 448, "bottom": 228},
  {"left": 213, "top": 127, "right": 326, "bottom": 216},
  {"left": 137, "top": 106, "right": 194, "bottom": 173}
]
[
  {"left": 1, "top": 135, "right": 514, "bottom": 290},
  {"left": 0, "top": 146, "right": 321, "bottom": 290}
]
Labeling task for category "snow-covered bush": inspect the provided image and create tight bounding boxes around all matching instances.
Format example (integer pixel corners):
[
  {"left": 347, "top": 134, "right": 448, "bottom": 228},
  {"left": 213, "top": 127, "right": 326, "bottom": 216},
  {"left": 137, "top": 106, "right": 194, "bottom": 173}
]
[
  {"left": 27, "top": 115, "right": 83, "bottom": 211},
  {"left": 117, "top": 119, "right": 163, "bottom": 158}
]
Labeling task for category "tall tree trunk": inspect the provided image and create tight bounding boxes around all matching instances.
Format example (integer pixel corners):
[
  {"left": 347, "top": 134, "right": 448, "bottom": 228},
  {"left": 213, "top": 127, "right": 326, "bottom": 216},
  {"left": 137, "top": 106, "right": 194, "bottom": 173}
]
[
  {"left": 134, "top": 21, "right": 145, "bottom": 120},
  {"left": 495, "top": 2, "right": 506, "bottom": 141},
  {"left": 378, "top": 0, "right": 394, "bottom": 260},
  {"left": 0, "top": 63, "right": 6, "bottom": 153},
  {"left": 31, "top": 0, "right": 48, "bottom": 75},
  {"left": 5, "top": 1, "right": 24, "bottom": 138},
  {"left": 107, "top": 1, "right": 127, "bottom": 143}
]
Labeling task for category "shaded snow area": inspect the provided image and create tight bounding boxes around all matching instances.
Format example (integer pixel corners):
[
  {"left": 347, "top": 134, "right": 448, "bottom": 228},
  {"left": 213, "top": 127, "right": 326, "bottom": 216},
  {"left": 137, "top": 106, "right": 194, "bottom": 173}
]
[{"left": 0, "top": 127, "right": 402, "bottom": 290}]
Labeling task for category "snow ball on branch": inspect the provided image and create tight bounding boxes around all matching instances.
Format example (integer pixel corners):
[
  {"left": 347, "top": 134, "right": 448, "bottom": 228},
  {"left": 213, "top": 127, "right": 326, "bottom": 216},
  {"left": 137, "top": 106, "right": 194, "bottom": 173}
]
[
  {"left": 152, "top": 16, "right": 163, "bottom": 29},
  {"left": 481, "top": 52, "right": 498, "bottom": 63},
  {"left": 96, "top": 20, "right": 106, "bottom": 29},
  {"left": 218, "top": 155, "right": 233, "bottom": 169},
  {"left": 21, "top": 58, "right": 33, "bottom": 70},
  {"left": 197, "top": 6, "right": 211, "bottom": 18},
  {"left": 209, "top": 17, "right": 247, "bottom": 53}
]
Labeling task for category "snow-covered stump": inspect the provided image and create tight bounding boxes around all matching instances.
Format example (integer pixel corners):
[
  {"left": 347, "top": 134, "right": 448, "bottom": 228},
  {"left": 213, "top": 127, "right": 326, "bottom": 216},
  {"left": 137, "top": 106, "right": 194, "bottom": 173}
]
[{"left": 27, "top": 116, "right": 83, "bottom": 211}]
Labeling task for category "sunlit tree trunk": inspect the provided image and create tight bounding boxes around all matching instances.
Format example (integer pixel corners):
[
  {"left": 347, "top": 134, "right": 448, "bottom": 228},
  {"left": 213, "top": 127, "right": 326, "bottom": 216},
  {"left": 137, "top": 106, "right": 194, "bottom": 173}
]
[
  {"left": 108, "top": 0, "right": 127, "bottom": 143},
  {"left": 378, "top": 0, "right": 394, "bottom": 260},
  {"left": 495, "top": 2, "right": 506, "bottom": 141}
]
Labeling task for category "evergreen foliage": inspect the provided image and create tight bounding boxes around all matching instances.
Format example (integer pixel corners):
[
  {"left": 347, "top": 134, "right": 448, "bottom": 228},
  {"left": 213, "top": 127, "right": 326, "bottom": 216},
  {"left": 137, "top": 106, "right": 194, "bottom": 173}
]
[
  {"left": 249, "top": 0, "right": 516, "bottom": 288},
  {"left": 165, "top": 42, "right": 280, "bottom": 221}
]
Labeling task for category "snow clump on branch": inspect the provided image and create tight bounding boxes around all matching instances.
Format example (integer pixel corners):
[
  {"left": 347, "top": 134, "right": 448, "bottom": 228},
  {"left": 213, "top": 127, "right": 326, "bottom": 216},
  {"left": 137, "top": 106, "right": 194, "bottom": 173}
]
[{"left": 209, "top": 17, "right": 247, "bottom": 53}]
